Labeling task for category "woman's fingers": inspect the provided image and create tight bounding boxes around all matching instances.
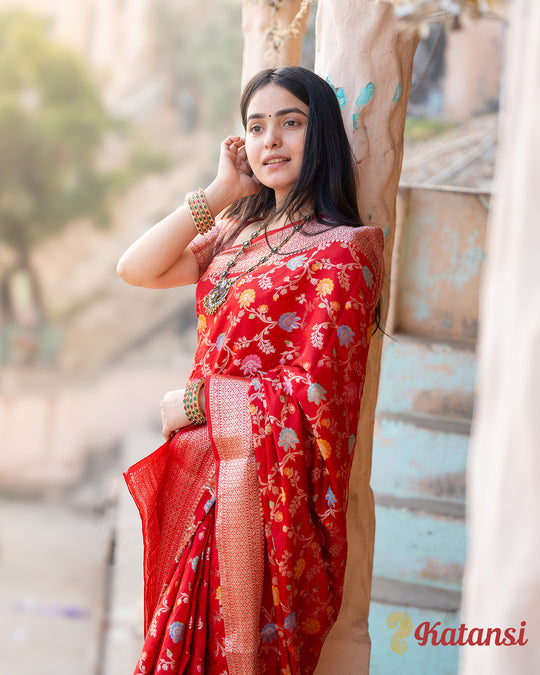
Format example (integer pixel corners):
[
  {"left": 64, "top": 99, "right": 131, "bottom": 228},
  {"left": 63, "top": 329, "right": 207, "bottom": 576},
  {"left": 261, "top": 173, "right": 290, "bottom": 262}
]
[
  {"left": 224, "top": 138, "right": 256, "bottom": 179},
  {"left": 215, "top": 134, "right": 260, "bottom": 201},
  {"left": 160, "top": 390, "right": 186, "bottom": 439},
  {"left": 222, "top": 135, "right": 244, "bottom": 153},
  {"left": 224, "top": 138, "right": 247, "bottom": 167}
]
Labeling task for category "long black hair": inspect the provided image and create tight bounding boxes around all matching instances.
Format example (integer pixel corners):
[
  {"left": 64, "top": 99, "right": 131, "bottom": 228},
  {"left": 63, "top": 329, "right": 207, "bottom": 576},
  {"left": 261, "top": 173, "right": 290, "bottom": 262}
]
[
  {"left": 224, "top": 66, "right": 363, "bottom": 230},
  {"left": 221, "top": 67, "right": 382, "bottom": 331}
]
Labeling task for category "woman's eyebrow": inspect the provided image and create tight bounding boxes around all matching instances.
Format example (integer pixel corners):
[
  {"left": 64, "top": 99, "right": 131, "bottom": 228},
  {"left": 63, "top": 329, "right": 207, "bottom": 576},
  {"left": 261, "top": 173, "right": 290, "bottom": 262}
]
[{"left": 246, "top": 107, "right": 308, "bottom": 122}]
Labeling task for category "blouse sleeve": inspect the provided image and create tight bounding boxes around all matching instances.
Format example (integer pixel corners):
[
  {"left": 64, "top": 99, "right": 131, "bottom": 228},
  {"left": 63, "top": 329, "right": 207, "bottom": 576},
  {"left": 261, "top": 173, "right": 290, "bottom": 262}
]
[{"left": 188, "top": 218, "right": 233, "bottom": 278}]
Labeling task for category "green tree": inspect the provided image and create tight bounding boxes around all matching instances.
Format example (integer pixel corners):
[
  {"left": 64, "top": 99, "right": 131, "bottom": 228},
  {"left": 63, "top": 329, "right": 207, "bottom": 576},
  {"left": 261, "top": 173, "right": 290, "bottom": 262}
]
[
  {"left": 152, "top": 0, "right": 243, "bottom": 131},
  {"left": 0, "top": 10, "right": 117, "bottom": 320}
]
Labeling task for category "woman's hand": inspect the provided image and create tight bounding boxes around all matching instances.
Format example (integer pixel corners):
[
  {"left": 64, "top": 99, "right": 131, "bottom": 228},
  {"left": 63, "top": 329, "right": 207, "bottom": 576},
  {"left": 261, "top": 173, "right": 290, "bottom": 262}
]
[
  {"left": 117, "top": 134, "right": 260, "bottom": 290},
  {"left": 160, "top": 389, "right": 189, "bottom": 439},
  {"left": 205, "top": 136, "right": 260, "bottom": 212},
  {"left": 160, "top": 385, "right": 207, "bottom": 439}
]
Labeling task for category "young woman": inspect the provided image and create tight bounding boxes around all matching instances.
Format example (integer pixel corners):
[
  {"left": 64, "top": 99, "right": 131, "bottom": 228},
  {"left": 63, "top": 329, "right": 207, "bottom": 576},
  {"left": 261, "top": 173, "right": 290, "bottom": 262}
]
[{"left": 118, "top": 66, "right": 384, "bottom": 675}]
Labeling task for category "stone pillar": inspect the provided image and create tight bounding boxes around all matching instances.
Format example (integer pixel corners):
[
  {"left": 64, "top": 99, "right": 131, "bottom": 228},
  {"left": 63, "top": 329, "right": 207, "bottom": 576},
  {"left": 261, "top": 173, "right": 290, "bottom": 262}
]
[
  {"left": 314, "top": 2, "right": 417, "bottom": 671},
  {"left": 239, "top": 1, "right": 418, "bottom": 670},
  {"left": 240, "top": 0, "right": 311, "bottom": 87},
  {"left": 460, "top": 0, "right": 540, "bottom": 672}
]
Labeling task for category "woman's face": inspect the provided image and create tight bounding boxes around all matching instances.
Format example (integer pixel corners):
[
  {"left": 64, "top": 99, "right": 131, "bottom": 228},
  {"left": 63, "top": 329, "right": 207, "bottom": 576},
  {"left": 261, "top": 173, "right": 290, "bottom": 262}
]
[{"left": 244, "top": 84, "right": 309, "bottom": 207}]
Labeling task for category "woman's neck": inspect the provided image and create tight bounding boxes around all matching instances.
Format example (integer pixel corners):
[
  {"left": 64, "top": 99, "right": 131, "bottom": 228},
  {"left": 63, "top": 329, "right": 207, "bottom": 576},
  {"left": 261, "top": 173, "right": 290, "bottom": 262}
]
[{"left": 268, "top": 199, "right": 314, "bottom": 231}]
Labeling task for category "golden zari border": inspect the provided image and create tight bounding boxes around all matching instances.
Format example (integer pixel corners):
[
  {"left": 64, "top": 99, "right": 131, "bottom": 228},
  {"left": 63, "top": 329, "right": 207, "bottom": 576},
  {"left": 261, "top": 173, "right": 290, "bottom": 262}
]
[
  {"left": 125, "top": 422, "right": 216, "bottom": 631},
  {"left": 207, "top": 375, "right": 264, "bottom": 675}
]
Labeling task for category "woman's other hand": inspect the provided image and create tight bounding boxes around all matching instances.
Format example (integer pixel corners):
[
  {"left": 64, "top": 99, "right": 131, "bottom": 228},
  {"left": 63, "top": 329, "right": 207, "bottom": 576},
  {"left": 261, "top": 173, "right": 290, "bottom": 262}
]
[
  {"left": 160, "top": 389, "right": 189, "bottom": 439},
  {"left": 160, "top": 385, "right": 207, "bottom": 439}
]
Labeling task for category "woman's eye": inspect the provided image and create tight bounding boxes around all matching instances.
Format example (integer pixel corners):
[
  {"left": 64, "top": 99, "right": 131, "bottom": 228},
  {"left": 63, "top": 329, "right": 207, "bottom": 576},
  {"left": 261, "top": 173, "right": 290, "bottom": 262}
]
[
  {"left": 285, "top": 120, "right": 298, "bottom": 127},
  {"left": 250, "top": 125, "right": 262, "bottom": 133}
]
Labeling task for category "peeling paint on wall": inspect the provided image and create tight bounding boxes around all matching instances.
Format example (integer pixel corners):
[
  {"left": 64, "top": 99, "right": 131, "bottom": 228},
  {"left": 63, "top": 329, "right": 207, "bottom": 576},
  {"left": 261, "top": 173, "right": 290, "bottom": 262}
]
[
  {"left": 395, "top": 188, "right": 489, "bottom": 342},
  {"left": 325, "top": 74, "right": 347, "bottom": 109},
  {"left": 352, "top": 82, "right": 375, "bottom": 130},
  {"left": 357, "top": 81, "right": 375, "bottom": 105}
]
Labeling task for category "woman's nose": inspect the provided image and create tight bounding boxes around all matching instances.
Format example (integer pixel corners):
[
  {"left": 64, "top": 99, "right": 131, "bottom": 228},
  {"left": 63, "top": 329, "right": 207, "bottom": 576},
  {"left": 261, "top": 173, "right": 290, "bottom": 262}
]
[{"left": 264, "top": 126, "right": 281, "bottom": 148}]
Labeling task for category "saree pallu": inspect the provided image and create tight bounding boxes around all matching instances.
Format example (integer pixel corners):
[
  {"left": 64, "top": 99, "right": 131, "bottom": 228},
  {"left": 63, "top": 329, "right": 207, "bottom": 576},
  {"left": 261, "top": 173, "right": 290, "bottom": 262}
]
[{"left": 125, "top": 219, "right": 384, "bottom": 674}]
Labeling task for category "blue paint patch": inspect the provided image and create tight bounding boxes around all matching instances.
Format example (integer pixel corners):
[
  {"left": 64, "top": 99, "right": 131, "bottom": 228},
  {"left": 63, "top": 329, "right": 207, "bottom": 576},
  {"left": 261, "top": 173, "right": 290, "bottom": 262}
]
[
  {"left": 383, "top": 225, "right": 390, "bottom": 239},
  {"left": 407, "top": 226, "right": 484, "bottom": 294},
  {"left": 326, "top": 75, "right": 347, "bottom": 109},
  {"left": 452, "top": 230, "right": 485, "bottom": 288},
  {"left": 393, "top": 82, "right": 402, "bottom": 103},
  {"left": 352, "top": 82, "right": 375, "bottom": 129},
  {"left": 357, "top": 82, "right": 375, "bottom": 106},
  {"left": 413, "top": 297, "right": 432, "bottom": 322}
]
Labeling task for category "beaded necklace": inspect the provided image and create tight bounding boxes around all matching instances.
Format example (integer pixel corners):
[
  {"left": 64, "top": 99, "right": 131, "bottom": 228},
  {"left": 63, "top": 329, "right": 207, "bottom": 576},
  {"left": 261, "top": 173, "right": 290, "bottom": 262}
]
[{"left": 203, "top": 214, "right": 312, "bottom": 315}]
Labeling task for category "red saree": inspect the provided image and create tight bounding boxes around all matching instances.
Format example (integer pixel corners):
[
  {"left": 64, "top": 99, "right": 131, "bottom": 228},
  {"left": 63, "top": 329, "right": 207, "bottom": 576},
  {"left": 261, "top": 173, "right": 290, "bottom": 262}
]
[{"left": 125, "top": 218, "right": 384, "bottom": 674}]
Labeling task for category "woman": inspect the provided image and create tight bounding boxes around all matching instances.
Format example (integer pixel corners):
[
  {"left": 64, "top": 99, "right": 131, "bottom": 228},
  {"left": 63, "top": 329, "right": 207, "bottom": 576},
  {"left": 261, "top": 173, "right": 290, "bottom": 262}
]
[{"left": 118, "top": 66, "right": 384, "bottom": 675}]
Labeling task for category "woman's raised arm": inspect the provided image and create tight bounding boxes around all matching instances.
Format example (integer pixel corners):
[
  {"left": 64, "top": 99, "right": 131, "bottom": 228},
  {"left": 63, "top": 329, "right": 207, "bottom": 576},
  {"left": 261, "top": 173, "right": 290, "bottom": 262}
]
[{"left": 116, "top": 136, "right": 259, "bottom": 289}]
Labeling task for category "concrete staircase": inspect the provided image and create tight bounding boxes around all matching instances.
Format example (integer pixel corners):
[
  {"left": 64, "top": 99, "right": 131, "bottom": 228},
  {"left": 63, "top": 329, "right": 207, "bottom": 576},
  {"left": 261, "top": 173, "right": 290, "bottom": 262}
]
[{"left": 368, "top": 185, "right": 489, "bottom": 673}]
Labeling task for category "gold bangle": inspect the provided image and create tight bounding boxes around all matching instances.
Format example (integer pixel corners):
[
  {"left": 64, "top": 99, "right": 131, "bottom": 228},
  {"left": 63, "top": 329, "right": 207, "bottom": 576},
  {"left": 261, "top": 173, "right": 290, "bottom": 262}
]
[
  {"left": 183, "top": 379, "right": 206, "bottom": 426},
  {"left": 186, "top": 188, "right": 215, "bottom": 235}
]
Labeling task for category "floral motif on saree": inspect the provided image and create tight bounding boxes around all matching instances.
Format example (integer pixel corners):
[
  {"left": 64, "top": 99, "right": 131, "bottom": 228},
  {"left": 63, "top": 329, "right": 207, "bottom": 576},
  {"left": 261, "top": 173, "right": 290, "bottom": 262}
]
[{"left": 125, "top": 218, "right": 384, "bottom": 674}]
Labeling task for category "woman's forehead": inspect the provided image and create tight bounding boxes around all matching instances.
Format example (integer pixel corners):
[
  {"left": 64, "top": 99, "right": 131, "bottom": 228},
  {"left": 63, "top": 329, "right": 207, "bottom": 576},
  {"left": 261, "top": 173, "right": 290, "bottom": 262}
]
[{"left": 246, "top": 84, "right": 309, "bottom": 118}]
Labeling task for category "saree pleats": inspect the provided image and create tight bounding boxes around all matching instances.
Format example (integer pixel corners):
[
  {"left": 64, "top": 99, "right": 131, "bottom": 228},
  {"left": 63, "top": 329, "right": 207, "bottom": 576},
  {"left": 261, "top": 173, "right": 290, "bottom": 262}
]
[{"left": 125, "top": 424, "right": 217, "bottom": 634}]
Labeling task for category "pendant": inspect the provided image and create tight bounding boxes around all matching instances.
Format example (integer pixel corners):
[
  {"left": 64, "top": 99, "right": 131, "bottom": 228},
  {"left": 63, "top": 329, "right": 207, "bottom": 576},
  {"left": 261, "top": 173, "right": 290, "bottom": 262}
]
[{"left": 203, "top": 278, "right": 234, "bottom": 315}]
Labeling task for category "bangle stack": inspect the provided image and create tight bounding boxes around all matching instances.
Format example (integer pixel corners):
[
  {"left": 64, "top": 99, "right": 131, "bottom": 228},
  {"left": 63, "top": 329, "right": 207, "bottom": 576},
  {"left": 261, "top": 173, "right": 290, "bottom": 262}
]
[
  {"left": 183, "top": 379, "right": 206, "bottom": 426},
  {"left": 186, "top": 188, "right": 215, "bottom": 235}
]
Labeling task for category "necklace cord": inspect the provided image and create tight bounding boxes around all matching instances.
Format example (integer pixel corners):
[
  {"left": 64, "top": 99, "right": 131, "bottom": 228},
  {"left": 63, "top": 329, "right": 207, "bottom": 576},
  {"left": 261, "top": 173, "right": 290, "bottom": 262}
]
[{"left": 203, "top": 214, "right": 312, "bottom": 315}]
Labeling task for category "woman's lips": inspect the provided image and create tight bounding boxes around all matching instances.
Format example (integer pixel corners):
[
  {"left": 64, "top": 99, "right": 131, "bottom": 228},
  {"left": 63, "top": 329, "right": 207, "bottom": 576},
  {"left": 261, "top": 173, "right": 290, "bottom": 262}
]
[{"left": 263, "top": 157, "right": 290, "bottom": 166}]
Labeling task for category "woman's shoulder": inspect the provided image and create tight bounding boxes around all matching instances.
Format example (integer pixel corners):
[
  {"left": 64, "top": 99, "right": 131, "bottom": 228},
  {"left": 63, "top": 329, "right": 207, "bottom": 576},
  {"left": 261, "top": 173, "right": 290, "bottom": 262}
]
[
  {"left": 302, "top": 220, "right": 384, "bottom": 254},
  {"left": 348, "top": 224, "right": 384, "bottom": 251}
]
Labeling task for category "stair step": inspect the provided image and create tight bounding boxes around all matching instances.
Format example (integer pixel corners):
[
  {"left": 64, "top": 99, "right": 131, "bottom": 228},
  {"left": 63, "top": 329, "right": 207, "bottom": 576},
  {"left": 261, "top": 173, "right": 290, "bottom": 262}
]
[
  {"left": 375, "top": 493, "right": 465, "bottom": 519},
  {"left": 377, "top": 336, "right": 476, "bottom": 421},
  {"left": 371, "top": 576, "right": 461, "bottom": 612},
  {"left": 373, "top": 505, "right": 465, "bottom": 593},
  {"left": 379, "top": 411, "right": 471, "bottom": 435},
  {"left": 372, "top": 417, "right": 468, "bottom": 504}
]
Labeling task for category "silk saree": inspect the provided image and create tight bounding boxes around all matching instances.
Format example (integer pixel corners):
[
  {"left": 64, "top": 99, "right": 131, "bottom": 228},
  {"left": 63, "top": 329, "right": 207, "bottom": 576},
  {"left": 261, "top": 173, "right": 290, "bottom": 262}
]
[{"left": 125, "top": 218, "right": 384, "bottom": 674}]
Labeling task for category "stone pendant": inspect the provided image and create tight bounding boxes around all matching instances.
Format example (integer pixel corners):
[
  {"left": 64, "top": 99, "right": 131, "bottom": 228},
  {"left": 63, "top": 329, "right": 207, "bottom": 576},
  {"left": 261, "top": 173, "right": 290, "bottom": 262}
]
[{"left": 203, "top": 278, "right": 235, "bottom": 315}]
